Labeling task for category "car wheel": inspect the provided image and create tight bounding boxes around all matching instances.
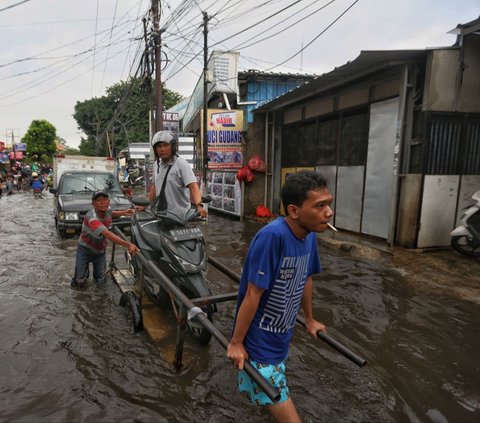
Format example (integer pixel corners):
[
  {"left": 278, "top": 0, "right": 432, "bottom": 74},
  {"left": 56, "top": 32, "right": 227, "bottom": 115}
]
[{"left": 56, "top": 220, "right": 68, "bottom": 238}]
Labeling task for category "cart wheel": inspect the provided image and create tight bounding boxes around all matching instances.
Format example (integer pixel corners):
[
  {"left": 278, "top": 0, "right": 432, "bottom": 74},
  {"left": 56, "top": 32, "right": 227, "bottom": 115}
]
[{"left": 119, "top": 291, "right": 143, "bottom": 332}]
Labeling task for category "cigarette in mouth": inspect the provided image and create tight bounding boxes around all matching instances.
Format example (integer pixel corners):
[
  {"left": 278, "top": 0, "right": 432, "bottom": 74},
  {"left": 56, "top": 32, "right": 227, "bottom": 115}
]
[{"left": 327, "top": 223, "right": 338, "bottom": 232}]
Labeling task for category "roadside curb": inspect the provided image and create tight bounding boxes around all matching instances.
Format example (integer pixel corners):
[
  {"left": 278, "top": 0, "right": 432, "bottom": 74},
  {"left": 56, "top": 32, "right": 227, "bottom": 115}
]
[{"left": 317, "top": 235, "right": 393, "bottom": 260}]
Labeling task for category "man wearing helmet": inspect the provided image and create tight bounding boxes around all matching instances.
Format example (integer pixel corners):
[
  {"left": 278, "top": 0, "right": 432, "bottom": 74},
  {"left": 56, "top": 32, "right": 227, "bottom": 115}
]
[
  {"left": 30, "top": 172, "right": 45, "bottom": 195},
  {"left": 147, "top": 130, "right": 207, "bottom": 218}
]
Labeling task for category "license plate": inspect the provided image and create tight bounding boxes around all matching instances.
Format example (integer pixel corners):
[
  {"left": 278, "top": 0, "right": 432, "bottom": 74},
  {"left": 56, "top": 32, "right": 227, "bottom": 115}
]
[
  {"left": 169, "top": 227, "right": 203, "bottom": 241},
  {"left": 66, "top": 229, "right": 76, "bottom": 234}
]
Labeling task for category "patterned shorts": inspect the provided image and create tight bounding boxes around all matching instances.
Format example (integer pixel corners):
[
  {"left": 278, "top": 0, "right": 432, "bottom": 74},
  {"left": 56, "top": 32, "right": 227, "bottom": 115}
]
[{"left": 238, "top": 360, "right": 290, "bottom": 405}]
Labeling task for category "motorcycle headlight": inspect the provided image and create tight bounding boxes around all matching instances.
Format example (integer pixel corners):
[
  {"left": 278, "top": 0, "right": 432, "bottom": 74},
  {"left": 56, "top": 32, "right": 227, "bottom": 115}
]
[{"left": 176, "top": 255, "right": 203, "bottom": 273}]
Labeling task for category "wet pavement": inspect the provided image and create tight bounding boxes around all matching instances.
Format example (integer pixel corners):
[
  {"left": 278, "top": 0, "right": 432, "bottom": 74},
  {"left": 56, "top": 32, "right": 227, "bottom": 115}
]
[{"left": 1, "top": 190, "right": 480, "bottom": 422}]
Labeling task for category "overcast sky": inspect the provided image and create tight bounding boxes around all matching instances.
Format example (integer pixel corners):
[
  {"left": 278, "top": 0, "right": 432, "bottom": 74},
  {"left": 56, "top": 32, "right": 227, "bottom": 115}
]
[{"left": 0, "top": 0, "right": 478, "bottom": 148}]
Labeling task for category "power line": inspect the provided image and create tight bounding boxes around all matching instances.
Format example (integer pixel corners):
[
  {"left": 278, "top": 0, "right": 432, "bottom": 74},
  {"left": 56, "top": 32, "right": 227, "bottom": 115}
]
[
  {"left": 231, "top": 0, "right": 335, "bottom": 51},
  {"left": 0, "top": 18, "right": 135, "bottom": 69},
  {"left": 210, "top": 0, "right": 304, "bottom": 47},
  {"left": 100, "top": 0, "right": 120, "bottom": 89},
  {"left": 91, "top": 0, "right": 101, "bottom": 96},
  {"left": 0, "top": 0, "right": 31, "bottom": 13},
  {"left": 263, "top": 0, "right": 360, "bottom": 71}
]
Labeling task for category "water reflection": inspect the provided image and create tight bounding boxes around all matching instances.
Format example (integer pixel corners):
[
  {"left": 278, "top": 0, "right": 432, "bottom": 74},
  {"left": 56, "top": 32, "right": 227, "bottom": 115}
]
[{"left": 0, "top": 193, "right": 479, "bottom": 422}]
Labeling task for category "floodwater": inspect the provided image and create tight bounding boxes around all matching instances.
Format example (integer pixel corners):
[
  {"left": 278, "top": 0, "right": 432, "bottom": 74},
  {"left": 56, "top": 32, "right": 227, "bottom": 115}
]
[{"left": 1, "top": 191, "right": 479, "bottom": 422}]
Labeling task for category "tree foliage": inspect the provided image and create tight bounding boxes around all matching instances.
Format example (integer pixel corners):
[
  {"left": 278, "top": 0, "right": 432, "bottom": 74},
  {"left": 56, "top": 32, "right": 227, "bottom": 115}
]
[
  {"left": 63, "top": 146, "right": 80, "bottom": 155},
  {"left": 22, "top": 119, "right": 57, "bottom": 163},
  {"left": 73, "top": 77, "right": 183, "bottom": 156}
]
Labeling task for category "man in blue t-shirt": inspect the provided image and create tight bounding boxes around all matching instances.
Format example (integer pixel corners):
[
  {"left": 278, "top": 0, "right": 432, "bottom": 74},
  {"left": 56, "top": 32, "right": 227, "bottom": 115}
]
[{"left": 227, "top": 171, "right": 333, "bottom": 423}]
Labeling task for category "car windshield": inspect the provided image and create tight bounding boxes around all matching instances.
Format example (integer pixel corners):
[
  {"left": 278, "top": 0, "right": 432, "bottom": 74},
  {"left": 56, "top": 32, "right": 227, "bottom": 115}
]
[{"left": 60, "top": 173, "right": 121, "bottom": 195}]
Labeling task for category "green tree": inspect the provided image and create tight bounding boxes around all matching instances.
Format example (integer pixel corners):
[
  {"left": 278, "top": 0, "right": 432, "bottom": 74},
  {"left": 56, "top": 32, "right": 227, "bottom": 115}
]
[
  {"left": 22, "top": 119, "right": 57, "bottom": 163},
  {"left": 73, "top": 77, "right": 183, "bottom": 156},
  {"left": 63, "top": 146, "right": 80, "bottom": 155}
]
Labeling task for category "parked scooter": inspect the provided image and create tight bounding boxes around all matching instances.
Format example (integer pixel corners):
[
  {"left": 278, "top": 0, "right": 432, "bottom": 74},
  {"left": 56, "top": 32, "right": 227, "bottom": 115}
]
[
  {"left": 127, "top": 195, "right": 214, "bottom": 345},
  {"left": 450, "top": 190, "right": 480, "bottom": 256},
  {"left": 127, "top": 168, "right": 144, "bottom": 187}
]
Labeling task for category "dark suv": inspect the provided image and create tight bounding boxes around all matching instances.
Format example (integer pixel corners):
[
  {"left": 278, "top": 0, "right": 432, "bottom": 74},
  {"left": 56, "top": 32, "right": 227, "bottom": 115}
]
[{"left": 49, "top": 170, "right": 131, "bottom": 238}]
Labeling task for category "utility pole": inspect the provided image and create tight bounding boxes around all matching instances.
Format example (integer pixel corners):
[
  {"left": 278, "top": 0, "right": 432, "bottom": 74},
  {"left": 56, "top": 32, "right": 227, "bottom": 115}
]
[
  {"left": 143, "top": 17, "right": 154, "bottom": 141},
  {"left": 202, "top": 11, "right": 210, "bottom": 190},
  {"left": 152, "top": 0, "right": 163, "bottom": 132}
]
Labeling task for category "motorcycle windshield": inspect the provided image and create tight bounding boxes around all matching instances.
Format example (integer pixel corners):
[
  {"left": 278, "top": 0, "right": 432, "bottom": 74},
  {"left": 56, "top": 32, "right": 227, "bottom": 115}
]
[{"left": 154, "top": 207, "right": 197, "bottom": 226}]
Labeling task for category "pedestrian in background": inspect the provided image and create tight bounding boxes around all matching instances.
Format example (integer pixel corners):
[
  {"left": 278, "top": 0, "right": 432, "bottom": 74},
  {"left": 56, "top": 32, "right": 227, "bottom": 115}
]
[
  {"left": 5, "top": 176, "right": 13, "bottom": 196},
  {"left": 227, "top": 171, "right": 333, "bottom": 423},
  {"left": 71, "top": 190, "right": 140, "bottom": 288}
]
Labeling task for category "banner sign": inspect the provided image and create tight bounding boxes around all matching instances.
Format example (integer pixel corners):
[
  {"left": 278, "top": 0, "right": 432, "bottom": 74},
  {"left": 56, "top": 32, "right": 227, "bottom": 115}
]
[
  {"left": 207, "top": 109, "right": 243, "bottom": 169},
  {"left": 9, "top": 151, "right": 24, "bottom": 160},
  {"left": 0, "top": 152, "right": 9, "bottom": 163},
  {"left": 0, "top": 141, "right": 5, "bottom": 152},
  {"left": 14, "top": 143, "right": 27, "bottom": 152},
  {"left": 162, "top": 111, "right": 179, "bottom": 133},
  {"left": 182, "top": 50, "right": 240, "bottom": 131},
  {"left": 197, "top": 170, "right": 241, "bottom": 216},
  {"left": 210, "top": 50, "right": 239, "bottom": 95}
]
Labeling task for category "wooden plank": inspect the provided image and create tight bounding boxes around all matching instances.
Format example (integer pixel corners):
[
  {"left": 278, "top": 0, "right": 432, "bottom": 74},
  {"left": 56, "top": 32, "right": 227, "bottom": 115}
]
[{"left": 112, "top": 269, "right": 136, "bottom": 294}]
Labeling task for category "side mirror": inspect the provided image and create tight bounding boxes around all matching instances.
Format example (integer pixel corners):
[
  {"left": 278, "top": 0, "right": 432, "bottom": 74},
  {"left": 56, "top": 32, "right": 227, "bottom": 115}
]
[{"left": 49, "top": 188, "right": 57, "bottom": 194}]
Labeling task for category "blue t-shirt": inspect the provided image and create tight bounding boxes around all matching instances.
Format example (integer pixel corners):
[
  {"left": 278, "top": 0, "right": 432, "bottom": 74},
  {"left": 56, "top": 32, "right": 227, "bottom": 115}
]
[{"left": 235, "top": 217, "right": 322, "bottom": 364}]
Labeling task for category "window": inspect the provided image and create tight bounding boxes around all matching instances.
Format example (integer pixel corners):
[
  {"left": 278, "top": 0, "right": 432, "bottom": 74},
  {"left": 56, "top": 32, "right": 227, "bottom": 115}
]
[
  {"left": 339, "top": 112, "right": 368, "bottom": 166},
  {"left": 60, "top": 173, "right": 121, "bottom": 195},
  {"left": 281, "top": 122, "right": 317, "bottom": 167},
  {"left": 317, "top": 118, "right": 338, "bottom": 165}
]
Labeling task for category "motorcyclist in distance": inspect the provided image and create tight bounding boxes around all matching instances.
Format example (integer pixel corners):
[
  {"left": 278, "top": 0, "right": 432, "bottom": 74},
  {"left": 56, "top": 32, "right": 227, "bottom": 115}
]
[
  {"left": 30, "top": 172, "right": 44, "bottom": 196},
  {"left": 146, "top": 131, "right": 207, "bottom": 218}
]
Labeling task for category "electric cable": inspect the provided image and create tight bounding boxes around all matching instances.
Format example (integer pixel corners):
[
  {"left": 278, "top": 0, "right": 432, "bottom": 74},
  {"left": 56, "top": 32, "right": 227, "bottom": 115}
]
[
  {"left": 0, "top": 0, "right": 31, "bottom": 13},
  {"left": 100, "top": 0, "right": 119, "bottom": 89},
  {"left": 263, "top": 0, "right": 360, "bottom": 71},
  {"left": 91, "top": 0, "right": 100, "bottom": 96}
]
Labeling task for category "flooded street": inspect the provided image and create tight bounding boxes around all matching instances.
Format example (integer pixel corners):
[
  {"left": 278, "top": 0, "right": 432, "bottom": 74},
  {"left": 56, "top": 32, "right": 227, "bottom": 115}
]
[{"left": 1, "top": 191, "right": 480, "bottom": 422}]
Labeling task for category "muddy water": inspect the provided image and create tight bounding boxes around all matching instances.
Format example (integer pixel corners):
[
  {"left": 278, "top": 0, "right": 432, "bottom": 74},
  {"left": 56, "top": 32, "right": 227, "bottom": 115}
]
[{"left": 1, "top": 191, "right": 479, "bottom": 422}]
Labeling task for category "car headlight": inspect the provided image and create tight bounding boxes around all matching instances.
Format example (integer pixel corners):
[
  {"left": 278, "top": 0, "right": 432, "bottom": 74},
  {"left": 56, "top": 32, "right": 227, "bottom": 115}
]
[{"left": 59, "top": 212, "right": 79, "bottom": 221}]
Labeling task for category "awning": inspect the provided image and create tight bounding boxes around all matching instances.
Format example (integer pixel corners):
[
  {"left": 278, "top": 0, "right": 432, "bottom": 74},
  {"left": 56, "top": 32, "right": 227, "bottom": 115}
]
[{"left": 127, "top": 143, "right": 150, "bottom": 159}]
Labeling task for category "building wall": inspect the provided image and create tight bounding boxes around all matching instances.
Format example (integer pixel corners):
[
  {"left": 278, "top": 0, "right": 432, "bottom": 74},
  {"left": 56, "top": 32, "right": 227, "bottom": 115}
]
[
  {"left": 243, "top": 118, "right": 267, "bottom": 216},
  {"left": 424, "top": 38, "right": 480, "bottom": 114},
  {"left": 424, "top": 49, "right": 459, "bottom": 112},
  {"left": 243, "top": 78, "right": 313, "bottom": 124},
  {"left": 396, "top": 174, "right": 422, "bottom": 248},
  {"left": 458, "top": 35, "right": 480, "bottom": 113}
]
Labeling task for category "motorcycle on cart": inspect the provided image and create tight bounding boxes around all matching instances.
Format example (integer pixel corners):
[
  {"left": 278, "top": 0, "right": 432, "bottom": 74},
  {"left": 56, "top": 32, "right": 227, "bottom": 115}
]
[{"left": 126, "top": 195, "right": 215, "bottom": 345}]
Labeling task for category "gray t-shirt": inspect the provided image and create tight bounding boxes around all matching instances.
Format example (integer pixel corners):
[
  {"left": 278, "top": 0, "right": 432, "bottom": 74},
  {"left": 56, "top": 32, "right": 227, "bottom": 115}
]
[{"left": 154, "top": 155, "right": 197, "bottom": 211}]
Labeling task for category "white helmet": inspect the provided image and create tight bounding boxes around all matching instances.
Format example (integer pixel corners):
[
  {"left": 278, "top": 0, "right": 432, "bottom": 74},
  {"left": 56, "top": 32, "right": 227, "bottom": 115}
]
[
  {"left": 32, "top": 172, "right": 38, "bottom": 177},
  {"left": 151, "top": 131, "right": 177, "bottom": 155},
  {"left": 151, "top": 130, "right": 177, "bottom": 146}
]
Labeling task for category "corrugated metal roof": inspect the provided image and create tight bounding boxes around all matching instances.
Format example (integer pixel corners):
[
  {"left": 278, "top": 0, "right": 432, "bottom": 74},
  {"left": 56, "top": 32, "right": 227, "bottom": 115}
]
[
  {"left": 238, "top": 69, "right": 317, "bottom": 80},
  {"left": 254, "top": 49, "right": 430, "bottom": 112},
  {"left": 128, "top": 143, "right": 150, "bottom": 159}
]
